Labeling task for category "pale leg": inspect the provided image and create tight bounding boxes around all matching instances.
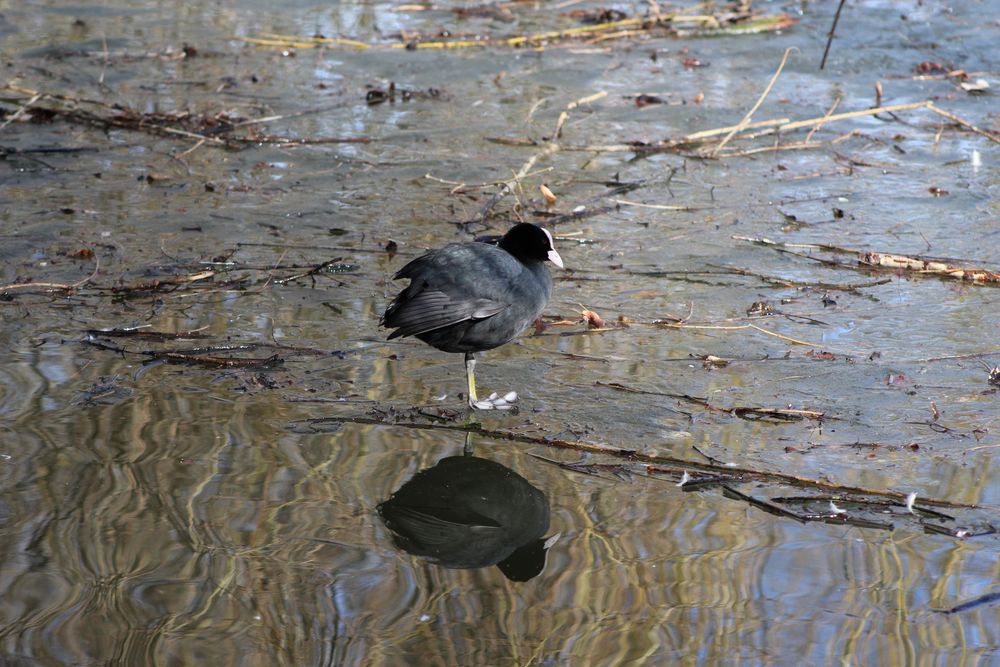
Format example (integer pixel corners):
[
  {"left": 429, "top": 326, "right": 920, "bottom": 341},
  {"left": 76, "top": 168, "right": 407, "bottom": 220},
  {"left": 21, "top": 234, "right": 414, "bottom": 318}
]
[{"left": 464, "top": 352, "right": 518, "bottom": 410}]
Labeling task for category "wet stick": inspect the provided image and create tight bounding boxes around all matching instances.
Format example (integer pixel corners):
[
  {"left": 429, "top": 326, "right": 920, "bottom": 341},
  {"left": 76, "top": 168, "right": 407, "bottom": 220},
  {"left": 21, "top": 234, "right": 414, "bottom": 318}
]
[
  {"left": 0, "top": 255, "right": 99, "bottom": 293},
  {"left": 819, "top": 0, "right": 848, "bottom": 70}
]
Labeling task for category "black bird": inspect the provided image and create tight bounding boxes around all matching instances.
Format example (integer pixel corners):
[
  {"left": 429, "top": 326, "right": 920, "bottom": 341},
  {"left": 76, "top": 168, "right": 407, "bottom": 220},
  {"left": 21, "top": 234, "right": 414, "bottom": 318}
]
[
  {"left": 380, "top": 223, "right": 562, "bottom": 410},
  {"left": 377, "top": 455, "right": 554, "bottom": 581}
]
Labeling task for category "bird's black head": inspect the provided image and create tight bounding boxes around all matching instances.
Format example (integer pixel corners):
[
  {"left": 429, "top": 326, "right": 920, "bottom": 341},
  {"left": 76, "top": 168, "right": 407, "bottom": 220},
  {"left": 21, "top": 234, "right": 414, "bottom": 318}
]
[{"left": 498, "top": 223, "right": 564, "bottom": 268}]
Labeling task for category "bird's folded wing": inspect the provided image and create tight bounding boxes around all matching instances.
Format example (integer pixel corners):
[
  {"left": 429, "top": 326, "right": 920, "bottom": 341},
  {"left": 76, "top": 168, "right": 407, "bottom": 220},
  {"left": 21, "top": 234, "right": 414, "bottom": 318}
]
[{"left": 384, "top": 290, "right": 507, "bottom": 339}]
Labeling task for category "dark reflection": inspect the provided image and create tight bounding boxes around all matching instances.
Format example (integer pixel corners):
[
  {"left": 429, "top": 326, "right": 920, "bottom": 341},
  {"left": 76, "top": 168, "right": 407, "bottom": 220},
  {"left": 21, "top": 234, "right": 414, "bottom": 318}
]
[{"left": 378, "top": 450, "right": 554, "bottom": 581}]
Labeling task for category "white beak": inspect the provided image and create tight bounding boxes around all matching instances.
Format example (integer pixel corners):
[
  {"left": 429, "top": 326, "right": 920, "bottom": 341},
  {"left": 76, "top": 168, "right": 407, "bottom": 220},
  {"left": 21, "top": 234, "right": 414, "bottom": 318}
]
[{"left": 540, "top": 227, "right": 564, "bottom": 268}]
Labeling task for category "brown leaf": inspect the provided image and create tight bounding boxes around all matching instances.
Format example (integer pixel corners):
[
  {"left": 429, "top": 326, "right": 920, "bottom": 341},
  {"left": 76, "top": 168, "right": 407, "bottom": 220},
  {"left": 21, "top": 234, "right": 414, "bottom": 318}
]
[
  {"left": 915, "top": 61, "right": 948, "bottom": 74},
  {"left": 635, "top": 94, "right": 664, "bottom": 108},
  {"left": 579, "top": 307, "right": 606, "bottom": 329},
  {"left": 539, "top": 184, "right": 557, "bottom": 205}
]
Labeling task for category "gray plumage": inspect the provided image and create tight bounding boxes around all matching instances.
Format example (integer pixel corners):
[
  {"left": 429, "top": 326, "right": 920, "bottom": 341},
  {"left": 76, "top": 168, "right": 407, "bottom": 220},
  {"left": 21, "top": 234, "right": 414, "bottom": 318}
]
[{"left": 381, "top": 224, "right": 558, "bottom": 353}]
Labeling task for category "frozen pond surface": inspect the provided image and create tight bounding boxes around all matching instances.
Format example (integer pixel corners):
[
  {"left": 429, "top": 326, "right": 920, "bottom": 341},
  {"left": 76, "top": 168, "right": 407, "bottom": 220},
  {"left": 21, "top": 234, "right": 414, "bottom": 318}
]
[{"left": 1, "top": 1, "right": 999, "bottom": 664}]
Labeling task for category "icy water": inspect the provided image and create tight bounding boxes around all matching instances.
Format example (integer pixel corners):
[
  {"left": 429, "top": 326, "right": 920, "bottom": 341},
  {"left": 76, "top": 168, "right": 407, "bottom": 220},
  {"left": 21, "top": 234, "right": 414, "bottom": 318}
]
[{"left": 2, "top": 1, "right": 999, "bottom": 665}]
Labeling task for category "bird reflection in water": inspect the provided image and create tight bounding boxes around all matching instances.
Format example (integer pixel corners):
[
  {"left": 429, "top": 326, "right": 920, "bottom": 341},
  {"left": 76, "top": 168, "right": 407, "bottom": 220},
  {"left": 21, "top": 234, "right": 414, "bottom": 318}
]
[{"left": 378, "top": 438, "right": 557, "bottom": 582}]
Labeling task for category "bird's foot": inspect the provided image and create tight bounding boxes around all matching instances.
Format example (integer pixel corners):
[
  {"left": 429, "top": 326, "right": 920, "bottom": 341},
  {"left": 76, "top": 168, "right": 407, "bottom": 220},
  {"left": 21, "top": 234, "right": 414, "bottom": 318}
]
[{"left": 470, "top": 391, "right": 518, "bottom": 411}]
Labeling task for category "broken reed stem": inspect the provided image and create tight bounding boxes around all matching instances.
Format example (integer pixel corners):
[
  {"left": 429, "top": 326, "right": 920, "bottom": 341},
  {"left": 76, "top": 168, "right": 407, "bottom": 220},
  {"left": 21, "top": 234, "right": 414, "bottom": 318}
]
[
  {"left": 658, "top": 320, "right": 862, "bottom": 355},
  {"left": 671, "top": 101, "right": 926, "bottom": 148},
  {"left": 555, "top": 91, "right": 607, "bottom": 138},
  {"left": 805, "top": 96, "right": 841, "bottom": 143},
  {"left": 712, "top": 46, "right": 795, "bottom": 156},
  {"left": 716, "top": 140, "right": 822, "bottom": 158},
  {"left": 776, "top": 100, "right": 929, "bottom": 132},
  {"left": 0, "top": 92, "right": 42, "bottom": 131},
  {"left": 614, "top": 199, "right": 694, "bottom": 211},
  {"left": 425, "top": 167, "right": 554, "bottom": 194},
  {"left": 715, "top": 130, "right": 854, "bottom": 156},
  {"left": 0, "top": 255, "right": 100, "bottom": 293},
  {"left": 685, "top": 117, "right": 792, "bottom": 140},
  {"left": 177, "top": 138, "right": 207, "bottom": 158},
  {"left": 926, "top": 102, "right": 1000, "bottom": 144}
]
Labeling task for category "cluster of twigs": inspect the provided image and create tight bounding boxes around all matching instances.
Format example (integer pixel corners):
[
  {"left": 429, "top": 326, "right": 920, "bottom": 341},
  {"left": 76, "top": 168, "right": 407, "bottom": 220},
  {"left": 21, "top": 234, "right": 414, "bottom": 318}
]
[
  {"left": 0, "top": 83, "right": 369, "bottom": 153},
  {"left": 0, "top": 253, "right": 361, "bottom": 299},
  {"left": 597, "top": 381, "right": 828, "bottom": 424},
  {"left": 736, "top": 237, "right": 1000, "bottom": 285},
  {"left": 242, "top": 6, "right": 796, "bottom": 51},
  {"left": 481, "top": 44, "right": 996, "bottom": 166},
  {"left": 490, "top": 93, "right": 997, "bottom": 161},
  {"left": 293, "top": 410, "right": 998, "bottom": 541},
  {"left": 83, "top": 331, "right": 345, "bottom": 370}
]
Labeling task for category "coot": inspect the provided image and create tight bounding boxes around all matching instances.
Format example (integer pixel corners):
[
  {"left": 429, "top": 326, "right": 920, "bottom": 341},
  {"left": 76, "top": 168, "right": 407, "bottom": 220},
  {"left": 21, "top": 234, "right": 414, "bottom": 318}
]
[{"left": 381, "top": 223, "right": 562, "bottom": 410}]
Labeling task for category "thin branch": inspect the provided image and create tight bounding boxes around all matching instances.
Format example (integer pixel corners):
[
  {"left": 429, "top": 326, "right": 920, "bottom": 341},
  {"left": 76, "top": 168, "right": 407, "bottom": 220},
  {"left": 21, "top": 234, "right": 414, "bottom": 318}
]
[{"left": 712, "top": 47, "right": 795, "bottom": 156}]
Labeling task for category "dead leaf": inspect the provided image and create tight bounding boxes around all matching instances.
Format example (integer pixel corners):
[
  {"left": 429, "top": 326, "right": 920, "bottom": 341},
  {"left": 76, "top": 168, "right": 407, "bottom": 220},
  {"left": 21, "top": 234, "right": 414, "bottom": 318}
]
[
  {"left": 701, "top": 355, "right": 728, "bottom": 368},
  {"left": 579, "top": 306, "right": 606, "bottom": 329},
  {"left": 635, "top": 94, "right": 664, "bottom": 108},
  {"left": 540, "top": 184, "right": 557, "bottom": 205},
  {"left": 915, "top": 61, "right": 948, "bottom": 74}
]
